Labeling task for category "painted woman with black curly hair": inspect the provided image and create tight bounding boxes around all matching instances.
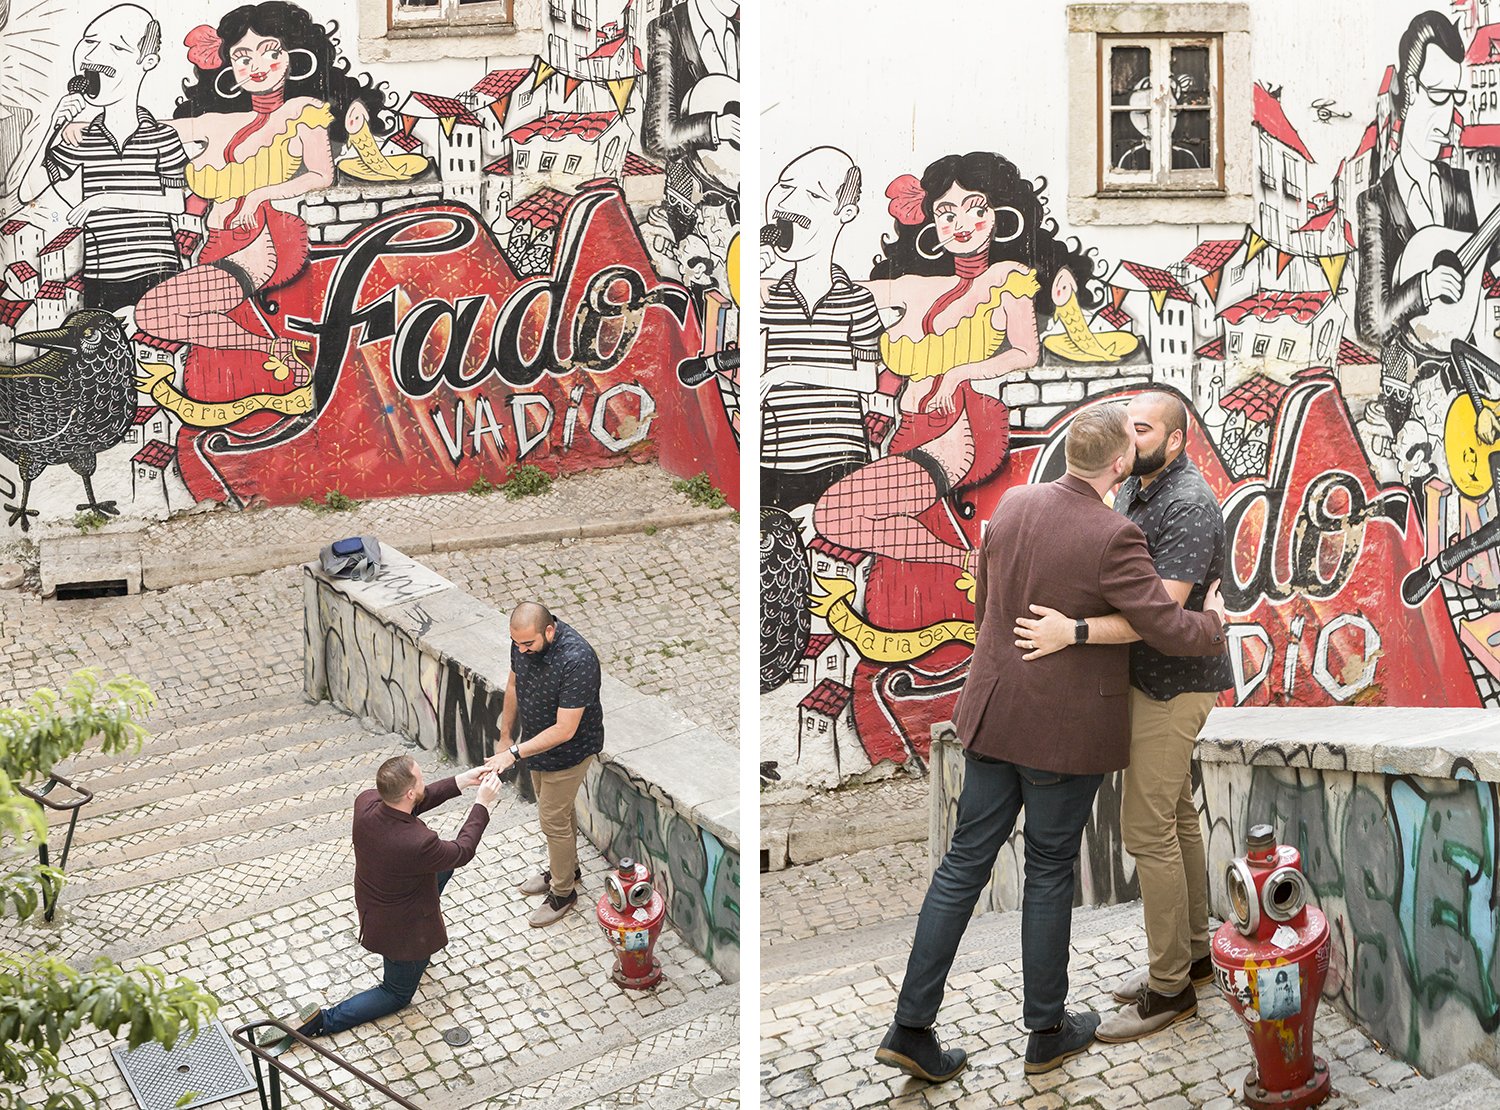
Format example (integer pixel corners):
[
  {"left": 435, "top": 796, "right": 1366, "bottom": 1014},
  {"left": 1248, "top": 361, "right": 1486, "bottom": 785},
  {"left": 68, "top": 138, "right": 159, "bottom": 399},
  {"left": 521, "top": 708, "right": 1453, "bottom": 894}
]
[
  {"left": 817, "top": 151, "right": 1101, "bottom": 567},
  {"left": 133, "top": 1, "right": 392, "bottom": 382}
]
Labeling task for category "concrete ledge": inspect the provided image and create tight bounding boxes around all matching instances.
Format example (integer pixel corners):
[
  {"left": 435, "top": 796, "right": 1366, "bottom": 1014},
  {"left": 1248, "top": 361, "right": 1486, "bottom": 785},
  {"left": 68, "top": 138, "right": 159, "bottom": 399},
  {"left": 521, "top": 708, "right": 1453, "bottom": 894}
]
[
  {"left": 40, "top": 532, "right": 142, "bottom": 597},
  {"left": 1198, "top": 707, "right": 1500, "bottom": 779},
  {"left": 304, "top": 546, "right": 739, "bottom": 981},
  {"left": 116, "top": 505, "right": 733, "bottom": 590}
]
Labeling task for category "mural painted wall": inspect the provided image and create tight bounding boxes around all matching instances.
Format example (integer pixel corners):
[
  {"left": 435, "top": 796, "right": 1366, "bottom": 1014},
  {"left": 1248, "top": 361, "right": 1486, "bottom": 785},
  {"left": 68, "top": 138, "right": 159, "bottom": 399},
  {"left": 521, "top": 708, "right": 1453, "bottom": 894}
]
[
  {"left": 761, "top": 1, "right": 1500, "bottom": 794},
  {"left": 0, "top": 0, "right": 738, "bottom": 530}
]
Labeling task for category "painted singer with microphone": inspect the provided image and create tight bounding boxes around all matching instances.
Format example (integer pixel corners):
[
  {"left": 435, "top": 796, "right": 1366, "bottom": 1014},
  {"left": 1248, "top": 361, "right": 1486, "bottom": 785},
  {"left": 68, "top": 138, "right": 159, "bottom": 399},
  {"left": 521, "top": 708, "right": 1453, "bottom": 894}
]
[{"left": 10, "top": 3, "right": 188, "bottom": 312}]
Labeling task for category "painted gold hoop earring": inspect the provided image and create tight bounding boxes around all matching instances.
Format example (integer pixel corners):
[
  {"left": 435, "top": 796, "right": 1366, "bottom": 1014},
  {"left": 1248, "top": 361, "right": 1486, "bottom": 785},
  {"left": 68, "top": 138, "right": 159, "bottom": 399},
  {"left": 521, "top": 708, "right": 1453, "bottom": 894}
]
[
  {"left": 214, "top": 68, "right": 243, "bottom": 98},
  {"left": 916, "top": 223, "right": 945, "bottom": 260},
  {"left": 288, "top": 48, "right": 317, "bottom": 81},
  {"left": 992, "top": 205, "right": 1024, "bottom": 243}
]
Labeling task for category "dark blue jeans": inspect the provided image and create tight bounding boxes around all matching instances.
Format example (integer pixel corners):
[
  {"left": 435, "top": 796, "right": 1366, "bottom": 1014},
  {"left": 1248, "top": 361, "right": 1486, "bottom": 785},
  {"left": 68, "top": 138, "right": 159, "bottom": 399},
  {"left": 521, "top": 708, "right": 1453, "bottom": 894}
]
[
  {"left": 318, "top": 870, "right": 453, "bottom": 1036},
  {"left": 895, "top": 755, "right": 1103, "bottom": 1032}
]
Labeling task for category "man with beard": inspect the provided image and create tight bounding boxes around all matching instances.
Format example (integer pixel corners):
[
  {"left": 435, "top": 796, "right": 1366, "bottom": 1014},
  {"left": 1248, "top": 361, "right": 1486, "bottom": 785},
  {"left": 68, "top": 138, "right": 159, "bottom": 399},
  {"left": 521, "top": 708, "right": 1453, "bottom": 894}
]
[
  {"left": 760, "top": 146, "right": 884, "bottom": 512},
  {"left": 485, "top": 602, "right": 604, "bottom": 928},
  {"left": 875, "top": 401, "right": 1228, "bottom": 1083},
  {"left": 1014, "top": 390, "right": 1233, "bottom": 1044},
  {"left": 12, "top": 4, "right": 186, "bottom": 312},
  {"left": 263, "top": 755, "right": 501, "bottom": 1048}
]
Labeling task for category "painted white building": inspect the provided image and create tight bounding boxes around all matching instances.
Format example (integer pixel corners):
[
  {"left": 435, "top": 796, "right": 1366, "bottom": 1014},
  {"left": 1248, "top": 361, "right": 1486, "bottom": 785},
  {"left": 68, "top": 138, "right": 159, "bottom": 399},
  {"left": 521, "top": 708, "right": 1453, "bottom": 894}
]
[
  {"left": 1219, "top": 290, "right": 1347, "bottom": 380},
  {"left": 0, "top": 297, "right": 35, "bottom": 364},
  {"left": 1253, "top": 82, "right": 1316, "bottom": 291}
]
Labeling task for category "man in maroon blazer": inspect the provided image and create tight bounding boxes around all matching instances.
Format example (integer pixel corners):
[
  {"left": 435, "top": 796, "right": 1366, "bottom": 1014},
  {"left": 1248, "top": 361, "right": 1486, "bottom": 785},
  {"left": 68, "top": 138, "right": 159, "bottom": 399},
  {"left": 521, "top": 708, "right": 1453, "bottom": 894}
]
[
  {"left": 266, "top": 753, "right": 501, "bottom": 1047},
  {"left": 875, "top": 403, "right": 1227, "bottom": 1083}
]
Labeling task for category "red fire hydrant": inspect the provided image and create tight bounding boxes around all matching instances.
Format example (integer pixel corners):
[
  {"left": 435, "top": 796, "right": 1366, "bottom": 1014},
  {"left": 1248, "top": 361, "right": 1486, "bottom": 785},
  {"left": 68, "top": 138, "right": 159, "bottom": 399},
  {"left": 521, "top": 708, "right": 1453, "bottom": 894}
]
[
  {"left": 1211, "top": 824, "right": 1332, "bottom": 1110},
  {"left": 596, "top": 857, "right": 666, "bottom": 989}
]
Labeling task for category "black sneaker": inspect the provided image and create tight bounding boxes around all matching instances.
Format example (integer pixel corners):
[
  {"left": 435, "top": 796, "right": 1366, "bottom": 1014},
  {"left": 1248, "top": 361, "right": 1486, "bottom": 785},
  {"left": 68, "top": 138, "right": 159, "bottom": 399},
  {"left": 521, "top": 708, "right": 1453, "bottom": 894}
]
[
  {"left": 1024, "top": 1010, "right": 1100, "bottom": 1074},
  {"left": 873, "top": 1022, "right": 968, "bottom": 1082}
]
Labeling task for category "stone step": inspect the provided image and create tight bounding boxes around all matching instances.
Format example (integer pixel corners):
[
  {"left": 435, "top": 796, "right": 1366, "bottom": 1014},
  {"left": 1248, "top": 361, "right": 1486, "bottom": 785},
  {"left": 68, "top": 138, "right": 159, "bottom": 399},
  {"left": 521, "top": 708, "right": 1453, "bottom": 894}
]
[
  {"left": 51, "top": 715, "right": 375, "bottom": 818},
  {"left": 58, "top": 695, "right": 325, "bottom": 775},
  {"left": 59, "top": 737, "right": 398, "bottom": 847},
  {"left": 1363, "top": 1063, "right": 1500, "bottom": 1109}
]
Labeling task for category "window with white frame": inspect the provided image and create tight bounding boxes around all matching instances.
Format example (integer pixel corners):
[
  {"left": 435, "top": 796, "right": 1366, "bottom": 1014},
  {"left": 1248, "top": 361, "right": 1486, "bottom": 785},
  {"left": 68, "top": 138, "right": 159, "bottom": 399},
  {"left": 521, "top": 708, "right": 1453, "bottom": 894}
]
[
  {"left": 515, "top": 150, "right": 530, "bottom": 170},
  {"left": 1099, "top": 35, "right": 1220, "bottom": 193},
  {"left": 1253, "top": 335, "right": 1269, "bottom": 357},
  {"left": 539, "top": 153, "right": 556, "bottom": 171},
  {"left": 572, "top": 0, "right": 590, "bottom": 30},
  {"left": 391, "top": 0, "right": 513, "bottom": 30},
  {"left": 564, "top": 154, "right": 581, "bottom": 173},
  {"left": 1278, "top": 337, "right": 1295, "bottom": 360},
  {"left": 1282, "top": 153, "right": 1301, "bottom": 200}
]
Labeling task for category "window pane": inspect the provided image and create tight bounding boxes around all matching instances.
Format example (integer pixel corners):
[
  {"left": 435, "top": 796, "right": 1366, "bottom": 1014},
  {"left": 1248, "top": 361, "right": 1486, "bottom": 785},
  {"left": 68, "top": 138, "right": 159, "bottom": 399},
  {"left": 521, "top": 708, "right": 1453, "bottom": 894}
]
[
  {"left": 1171, "top": 46, "right": 1210, "bottom": 107},
  {"left": 1172, "top": 108, "right": 1210, "bottom": 169},
  {"left": 1110, "top": 46, "right": 1151, "bottom": 106},
  {"left": 1112, "top": 109, "right": 1152, "bottom": 171},
  {"left": 399, "top": 0, "right": 440, "bottom": 6}
]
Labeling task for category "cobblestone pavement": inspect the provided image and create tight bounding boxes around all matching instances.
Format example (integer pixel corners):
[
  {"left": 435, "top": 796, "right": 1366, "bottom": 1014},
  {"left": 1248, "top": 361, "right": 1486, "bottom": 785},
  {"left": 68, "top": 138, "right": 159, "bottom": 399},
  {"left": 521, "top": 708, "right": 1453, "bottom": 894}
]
[
  {"left": 762, "top": 841, "right": 1424, "bottom": 1109},
  {"left": 1, "top": 479, "right": 739, "bottom": 1108}
]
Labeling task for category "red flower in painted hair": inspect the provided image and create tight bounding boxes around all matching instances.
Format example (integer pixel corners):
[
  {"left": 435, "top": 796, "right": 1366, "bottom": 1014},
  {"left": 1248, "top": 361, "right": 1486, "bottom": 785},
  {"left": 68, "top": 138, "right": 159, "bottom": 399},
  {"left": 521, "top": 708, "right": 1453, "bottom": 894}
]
[
  {"left": 886, "top": 174, "right": 927, "bottom": 226},
  {"left": 185, "top": 25, "right": 223, "bottom": 71}
]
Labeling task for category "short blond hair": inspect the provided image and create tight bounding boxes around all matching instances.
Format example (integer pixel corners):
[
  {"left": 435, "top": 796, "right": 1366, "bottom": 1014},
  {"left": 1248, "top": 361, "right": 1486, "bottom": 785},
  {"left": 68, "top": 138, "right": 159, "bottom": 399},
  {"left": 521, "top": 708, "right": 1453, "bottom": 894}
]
[{"left": 1065, "top": 403, "right": 1131, "bottom": 476}]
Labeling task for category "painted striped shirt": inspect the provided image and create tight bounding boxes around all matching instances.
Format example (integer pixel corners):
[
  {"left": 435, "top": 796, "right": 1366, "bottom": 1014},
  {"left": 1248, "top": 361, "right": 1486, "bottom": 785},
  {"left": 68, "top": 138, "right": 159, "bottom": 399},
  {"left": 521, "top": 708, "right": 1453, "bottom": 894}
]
[
  {"left": 762, "top": 265, "right": 882, "bottom": 472},
  {"left": 44, "top": 107, "right": 187, "bottom": 281}
]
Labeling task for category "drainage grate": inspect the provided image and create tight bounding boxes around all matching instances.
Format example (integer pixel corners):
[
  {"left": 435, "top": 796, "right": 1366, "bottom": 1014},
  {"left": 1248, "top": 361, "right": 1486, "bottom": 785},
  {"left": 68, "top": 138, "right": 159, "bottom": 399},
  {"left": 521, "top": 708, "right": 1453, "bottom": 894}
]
[
  {"left": 54, "top": 579, "right": 129, "bottom": 600},
  {"left": 113, "top": 1021, "right": 254, "bottom": 1110}
]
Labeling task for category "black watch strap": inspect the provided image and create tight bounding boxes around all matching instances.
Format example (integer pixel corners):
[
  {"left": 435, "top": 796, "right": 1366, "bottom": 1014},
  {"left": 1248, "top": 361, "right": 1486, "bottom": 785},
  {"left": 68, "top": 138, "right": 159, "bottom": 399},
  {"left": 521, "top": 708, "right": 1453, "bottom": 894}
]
[{"left": 1074, "top": 618, "right": 1089, "bottom": 645}]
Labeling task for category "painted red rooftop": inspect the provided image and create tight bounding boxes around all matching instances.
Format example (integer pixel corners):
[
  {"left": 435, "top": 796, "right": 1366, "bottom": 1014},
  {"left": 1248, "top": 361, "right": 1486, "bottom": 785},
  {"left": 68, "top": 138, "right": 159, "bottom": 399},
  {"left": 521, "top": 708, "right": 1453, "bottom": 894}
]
[
  {"left": 406, "top": 92, "right": 482, "bottom": 128},
  {"left": 1460, "top": 123, "right": 1500, "bottom": 149},
  {"left": 1119, "top": 260, "right": 1192, "bottom": 301},
  {"left": 7, "top": 261, "right": 38, "bottom": 282},
  {"left": 0, "top": 298, "right": 29, "bottom": 327},
  {"left": 1221, "top": 374, "right": 1289, "bottom": 423},
  {"left": 507, "top": 112, "right": 620, "bottom": 144},
  {"left": 799, "top": 679, "right": 853, "bottom": 716},
  {"left": 1337, "top": 337, "right": 1378, "bottom": 364},
  {"left": 1254, "top": 83, "right": 1314, "bottom": 162},
  {"left": 132, "top": 329, "right": 189, "bottom": 353},
  {"left": 387, "top": 130, "right": 422, "bottom": 153},
  {"left": 65, "top": 274, "right": 85, "bottom": 292},
  {"left": 132, "top": 439, "right": 176, "bottom": 469},
  {"left": 802, "top": 634, "right": 835, "bottom": 659},
  {"left": 1468, "top": 23, "right": 1500, "bottom": 64},
  {"left": 1, "top": 219, "right": 27, "bottom": 235},
  {"left": 1196, "top": 337, "right": 1225, "bottom": 359},
  {"left": 1295, "top": 208, "right": 1337, "bottom": 234},
  {"left": 1378, "top": 65, "right": 1394, "bottom": 97},
  {"left": 865, "top": 411, "right": 893, "bottom": 443},
  {"left": 808, "top": 535, "right": 871, "bottom": 565},
  {"left": 1180, "top": 239, "right": 1240, "bottom": 272},
  {"left": 36, "top": 280, "right": 66, "bottom": 300},
  {"left": 40, "top": 226, "right": 82, "bottom": 254},
  {"left": 507, "top": 187, "right": 573, "bottom": 230},
  {"left": 1355, "top": 121, "right": 1379, "bottom": 157},
  {"left": 472, "top": 68, "right": 531, "bottom": 100},
  {"left": 1219, "top": 290, "right": 1333, "bottom": 325},
  {"left": 621, "top": 151, "right": 664, "bottom": 176},
  {"left": 1096, "top": 304, "right": 1133, "bottom": 330}
]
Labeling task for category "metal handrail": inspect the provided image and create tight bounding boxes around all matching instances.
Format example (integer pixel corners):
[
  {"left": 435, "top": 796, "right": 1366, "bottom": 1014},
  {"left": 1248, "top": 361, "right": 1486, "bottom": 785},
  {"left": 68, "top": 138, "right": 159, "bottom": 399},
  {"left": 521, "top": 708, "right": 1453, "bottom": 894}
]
[
  {"left": 231, "top": 1020, "right": 423, "bottom": 1110},
  {"left": 16, "top": 773, "right": 93, "bottom": 922}
]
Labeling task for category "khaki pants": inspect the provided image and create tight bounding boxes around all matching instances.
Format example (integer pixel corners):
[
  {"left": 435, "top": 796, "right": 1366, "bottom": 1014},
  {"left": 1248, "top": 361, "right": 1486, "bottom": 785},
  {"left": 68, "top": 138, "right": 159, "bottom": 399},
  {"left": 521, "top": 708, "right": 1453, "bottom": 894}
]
[
  {"left": 1122, "top": 688, "right": 1218, "bottom": 995},
  {"left": 532, "top": 756, "right": 594, "bottom": 897}
]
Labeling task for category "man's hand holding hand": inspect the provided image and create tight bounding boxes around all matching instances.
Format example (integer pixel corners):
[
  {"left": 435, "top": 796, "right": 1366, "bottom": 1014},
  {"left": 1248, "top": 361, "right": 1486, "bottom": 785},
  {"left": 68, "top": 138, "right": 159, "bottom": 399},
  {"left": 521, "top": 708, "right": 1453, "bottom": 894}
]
[
  {"left": 455, "top": 766, "right": 486, "bottom": 790},
  {"left": 1014, "top": 604, "right": 1073, "bottom": 660},
  {"left": 1203, "top": 580, "right": 1228, "bottom": 625},
  {"left": 475, "top": 771, "right": 501, "bottom": 809}
]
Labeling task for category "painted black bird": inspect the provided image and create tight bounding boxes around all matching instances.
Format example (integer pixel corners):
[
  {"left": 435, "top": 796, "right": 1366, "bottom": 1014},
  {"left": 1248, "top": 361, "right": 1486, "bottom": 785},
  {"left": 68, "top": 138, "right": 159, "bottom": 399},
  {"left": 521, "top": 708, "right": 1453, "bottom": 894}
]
[{"left": 0, "top": 310, "right": 136, "bottom": 532}]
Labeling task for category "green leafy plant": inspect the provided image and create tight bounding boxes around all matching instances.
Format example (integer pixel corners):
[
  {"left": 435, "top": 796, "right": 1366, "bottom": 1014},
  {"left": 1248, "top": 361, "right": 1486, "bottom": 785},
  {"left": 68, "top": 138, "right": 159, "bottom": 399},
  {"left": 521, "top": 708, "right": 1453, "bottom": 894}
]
[
  {"left": 501, "top": 465, "right": 552, "bottom": 501},
  {"left": 672, "top": 473, "right": 727, "bottom": 510},
  {"left": 72, "top": 512, "right": 105, "bottom": 535},
  {"left": 469, "top": 476, "right": 496, "bottom": 496},
  {"left": 299, "top": 492, "right": 359, "bottom": 514},
  {"left": 644, "top": 525, "right": 658, "bottom": 536},
  {"left": 0, "top": 672, "right": 219, "bottom": 1108}
]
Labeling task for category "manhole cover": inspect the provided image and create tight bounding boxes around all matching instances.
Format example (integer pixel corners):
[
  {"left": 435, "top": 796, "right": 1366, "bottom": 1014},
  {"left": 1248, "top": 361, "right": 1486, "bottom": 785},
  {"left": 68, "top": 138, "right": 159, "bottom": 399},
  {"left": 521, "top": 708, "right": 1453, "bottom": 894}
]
[
  {"left": 442, "top": 1027, "right": 472, "bottom": 1047},
  {"left": 113, "top": 1020, "right": 254, "bottom": 1110}
]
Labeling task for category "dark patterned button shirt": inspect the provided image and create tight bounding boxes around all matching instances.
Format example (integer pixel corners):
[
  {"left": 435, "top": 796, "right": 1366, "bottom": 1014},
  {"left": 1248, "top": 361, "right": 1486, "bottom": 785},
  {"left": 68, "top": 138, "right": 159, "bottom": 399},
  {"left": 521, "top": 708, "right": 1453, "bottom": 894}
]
[
  {"left": 1114, "top": 452, "right": 1234, "bottom": 700},
  {"left": 510, "top": 619, "right": 604, "bottom": 772}
]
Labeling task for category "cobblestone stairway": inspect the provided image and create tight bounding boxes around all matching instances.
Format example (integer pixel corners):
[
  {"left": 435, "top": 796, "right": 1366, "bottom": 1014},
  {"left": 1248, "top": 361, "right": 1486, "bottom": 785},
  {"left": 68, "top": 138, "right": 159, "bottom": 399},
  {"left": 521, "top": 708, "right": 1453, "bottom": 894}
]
[{"left": 8, "top": 694, "right": 738, "bottom": 1109}]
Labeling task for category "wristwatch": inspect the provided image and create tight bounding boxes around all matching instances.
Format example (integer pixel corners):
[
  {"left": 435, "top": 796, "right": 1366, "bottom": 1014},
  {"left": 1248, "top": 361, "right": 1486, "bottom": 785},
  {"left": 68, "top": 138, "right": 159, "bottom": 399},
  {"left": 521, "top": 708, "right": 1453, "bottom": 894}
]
[
  {"left": 1074, "top": 618, "right": 1089, "bottom": 645},
  {"left": 509, "top": 743, "right": 522, "bottom": 761}
]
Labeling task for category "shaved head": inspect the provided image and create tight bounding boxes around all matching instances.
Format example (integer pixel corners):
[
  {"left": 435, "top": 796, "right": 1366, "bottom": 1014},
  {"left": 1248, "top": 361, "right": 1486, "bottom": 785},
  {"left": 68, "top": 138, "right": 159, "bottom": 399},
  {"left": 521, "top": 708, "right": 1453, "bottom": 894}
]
[
  {"left": 1138, "top": 391, "right": 1189, "bottom": 442},
  {"left": 510, "top": 601, "right": 554, "bottom": 635}
]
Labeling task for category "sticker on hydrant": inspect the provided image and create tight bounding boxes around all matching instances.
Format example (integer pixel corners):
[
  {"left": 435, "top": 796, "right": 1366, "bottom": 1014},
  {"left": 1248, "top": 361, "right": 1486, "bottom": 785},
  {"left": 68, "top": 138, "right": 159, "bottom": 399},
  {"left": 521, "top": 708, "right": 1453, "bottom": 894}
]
[
  {"left": 1270, "top": 924, "right": 1299, "bottom": 950},
  {"left": 622, "top": 929, "right": 651, "bottom": 952},
  {"left": 1258, "top": 967, "right": 1301, "bottom": 1021}
]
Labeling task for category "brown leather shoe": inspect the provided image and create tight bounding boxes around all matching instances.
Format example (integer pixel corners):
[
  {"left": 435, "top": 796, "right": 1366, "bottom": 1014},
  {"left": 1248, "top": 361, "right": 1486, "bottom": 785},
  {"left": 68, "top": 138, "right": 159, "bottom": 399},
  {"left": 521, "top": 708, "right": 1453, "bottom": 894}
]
[
  {"left": 517, "top": 867, "right": 581, "bottom": 897},
  {"left": 1095, "top": 985, "right": 1197, "bottom": 1043},
  {"left": 1110, "top": 954, "right": 1215, "bottom": 1003},
  {"left": 527, "top": 889, "right": 578, "bottom": 927}
]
